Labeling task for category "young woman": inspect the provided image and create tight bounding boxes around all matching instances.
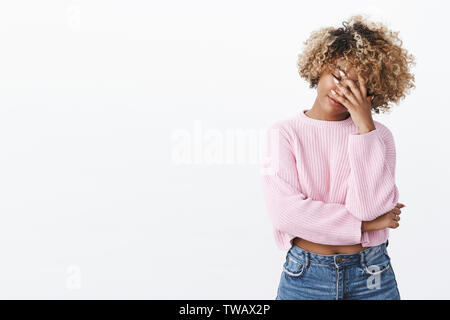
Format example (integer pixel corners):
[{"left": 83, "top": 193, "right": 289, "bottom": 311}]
[{"left": 261, "top": 15, "right": 415, "bottom": 300}]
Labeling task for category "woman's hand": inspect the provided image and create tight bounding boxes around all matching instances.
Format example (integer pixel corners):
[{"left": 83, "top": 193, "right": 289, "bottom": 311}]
[
  {"left": 330, "top": 70, "right": 375, "bottom": 134},
  {"left": 361, "top": 202, "right": 406, "bottom": 232}
]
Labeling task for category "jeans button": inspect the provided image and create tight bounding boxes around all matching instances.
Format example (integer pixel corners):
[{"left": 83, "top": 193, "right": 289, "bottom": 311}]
[{"left": 336, "top": 257, "right": 342, "bottom": 263}]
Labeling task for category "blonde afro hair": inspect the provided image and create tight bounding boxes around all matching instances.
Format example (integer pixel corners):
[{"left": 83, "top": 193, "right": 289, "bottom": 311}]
[{"left": 297, "top": 14, "right": 416, "bottom": 114}]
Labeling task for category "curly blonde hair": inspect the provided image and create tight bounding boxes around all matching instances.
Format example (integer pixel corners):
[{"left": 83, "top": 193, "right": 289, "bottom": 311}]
[{"left": 297, "top": 14, "right": 416, "bottom": 114}]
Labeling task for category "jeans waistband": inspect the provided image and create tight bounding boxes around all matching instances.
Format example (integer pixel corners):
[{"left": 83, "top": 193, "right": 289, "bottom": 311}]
[{"left": 288, "top": 240, "right": 389, "bottom": 268}]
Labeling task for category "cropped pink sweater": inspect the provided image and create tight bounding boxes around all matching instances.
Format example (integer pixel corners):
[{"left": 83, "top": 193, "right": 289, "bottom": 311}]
[{"left": 261, "top": 109, "right": 399, "bottom": 251}]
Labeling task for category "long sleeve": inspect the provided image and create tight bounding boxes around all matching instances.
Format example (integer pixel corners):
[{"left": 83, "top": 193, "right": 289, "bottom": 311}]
[
  {"left": 345, "top": 126, "right": 399, "bottom": 221},
  {"left": 261, "top": 123, "right": 363, "bottom": 246}
]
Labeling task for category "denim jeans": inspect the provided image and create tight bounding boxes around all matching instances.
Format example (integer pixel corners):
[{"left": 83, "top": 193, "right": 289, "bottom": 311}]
[{"left": 275, "top": 240, "right": 401, "bottom": 300}]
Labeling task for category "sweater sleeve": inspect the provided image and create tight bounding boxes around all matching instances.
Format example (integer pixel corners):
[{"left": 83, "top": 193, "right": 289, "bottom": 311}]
[
  {"left": 260, "top": 123, "right": 363, "bottom": 246},
  {"left": 345, "top": 126, "right": 399, "bottom": 221}
]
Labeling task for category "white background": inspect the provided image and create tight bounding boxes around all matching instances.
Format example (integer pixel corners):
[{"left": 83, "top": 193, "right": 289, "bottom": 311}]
[{"left": 0, "top": 0, "right": 447, "bottom": 299}]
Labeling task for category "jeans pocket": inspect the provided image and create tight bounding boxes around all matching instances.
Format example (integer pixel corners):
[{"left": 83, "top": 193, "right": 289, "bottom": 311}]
[
  {"left": 282, "top": 253, "right": 307, "bottom": 278},
  {"left": 362, "top": 255, "right": 391, "bottom": 276}
]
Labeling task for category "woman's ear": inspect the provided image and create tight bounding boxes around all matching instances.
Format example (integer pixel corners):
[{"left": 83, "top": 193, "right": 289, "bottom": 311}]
[{"left": 366, "top": 95, "right": 374, "bottom": 106}]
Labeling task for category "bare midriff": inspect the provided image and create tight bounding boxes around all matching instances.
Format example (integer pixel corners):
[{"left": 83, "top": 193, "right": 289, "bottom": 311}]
[{"left": 293, "top": 237, "right": 367, "bottom": 255}]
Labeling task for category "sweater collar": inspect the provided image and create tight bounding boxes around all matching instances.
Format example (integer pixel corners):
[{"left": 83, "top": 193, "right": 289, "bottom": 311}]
[{"left": 298, "top": 109, "right": 354, "bottom": 128}]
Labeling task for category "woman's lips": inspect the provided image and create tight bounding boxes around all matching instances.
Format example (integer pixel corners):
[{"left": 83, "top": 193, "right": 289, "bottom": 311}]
[{"left": 328, "top": 95, "right": 345, "bottom": 108}]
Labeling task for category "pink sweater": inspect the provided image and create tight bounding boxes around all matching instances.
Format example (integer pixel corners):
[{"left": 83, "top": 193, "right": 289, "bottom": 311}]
[{"left": 260, "top": 109, "right": 399, "bottom": 251}]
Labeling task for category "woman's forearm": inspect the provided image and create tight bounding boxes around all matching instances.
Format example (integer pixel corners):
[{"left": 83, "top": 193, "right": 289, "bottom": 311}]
[{"left": 361, "top": 220, "right": 374, "bottom": 232}]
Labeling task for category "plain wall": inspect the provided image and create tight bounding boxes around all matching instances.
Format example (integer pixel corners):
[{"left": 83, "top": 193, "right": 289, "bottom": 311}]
[{"left": 0, "top": 0, "right": 447, "bottom": 299}]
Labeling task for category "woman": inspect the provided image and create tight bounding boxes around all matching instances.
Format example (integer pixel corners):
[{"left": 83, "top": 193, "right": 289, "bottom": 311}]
[{"left": 261, "top": 15, "right": 415, "bottom": 300}]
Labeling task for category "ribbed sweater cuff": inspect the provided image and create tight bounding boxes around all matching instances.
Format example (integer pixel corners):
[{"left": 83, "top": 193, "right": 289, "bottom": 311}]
[
  {"left": 347, "top": 128, "right": 385, "bottom": 163},
  {"left": 349, "top": 214, "right": 363, "bottom": 244}
]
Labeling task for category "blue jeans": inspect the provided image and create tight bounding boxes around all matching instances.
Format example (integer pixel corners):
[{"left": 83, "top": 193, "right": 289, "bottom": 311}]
[{"left": 276, "top": 240, "right": 401, "bottom": 300}]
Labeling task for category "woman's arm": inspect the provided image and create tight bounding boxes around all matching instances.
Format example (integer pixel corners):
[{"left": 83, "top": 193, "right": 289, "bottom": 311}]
[
  {"left": 345, "top": 125, "right": 399, "bottom": 221},
  {"left": 361, "top": 202, "right": 404, "bottom": 231},
  {"left": 261, "top": 123, "right": 364, "bottom": 246},
  {"left": 331, "top": 72, "right": 400, "bottom": 222}
]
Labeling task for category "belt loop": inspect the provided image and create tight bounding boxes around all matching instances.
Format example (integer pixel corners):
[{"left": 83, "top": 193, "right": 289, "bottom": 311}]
[
  {"left": 304, "top": 250, "right": 310, "bottom": 268},
  {"left": 383, "top": 240, "right": 389, "bottom": 255},
  {"left": 359, "top": 250, "right": 366, "bottom": 270}
]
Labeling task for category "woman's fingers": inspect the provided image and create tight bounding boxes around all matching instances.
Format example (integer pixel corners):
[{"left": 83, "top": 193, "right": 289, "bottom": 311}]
[
  {"left": 388, "top": 203, "right": 405, "bottom": 229},
  {"left": 395, "top": 202, "right": 406, "bottom": 208},
  {"left": 391, "top": 211, "right": 401, "bottom": 221}
]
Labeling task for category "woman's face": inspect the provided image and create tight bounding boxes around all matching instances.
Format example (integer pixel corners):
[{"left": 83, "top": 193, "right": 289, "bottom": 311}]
[{"left": 315, "top": 58, "right": 361, "bottom": 116}]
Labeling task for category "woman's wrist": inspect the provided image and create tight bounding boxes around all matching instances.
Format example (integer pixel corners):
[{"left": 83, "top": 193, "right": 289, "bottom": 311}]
[{"left": 361, "top": 221, "right": 373, "bottom": 232}]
